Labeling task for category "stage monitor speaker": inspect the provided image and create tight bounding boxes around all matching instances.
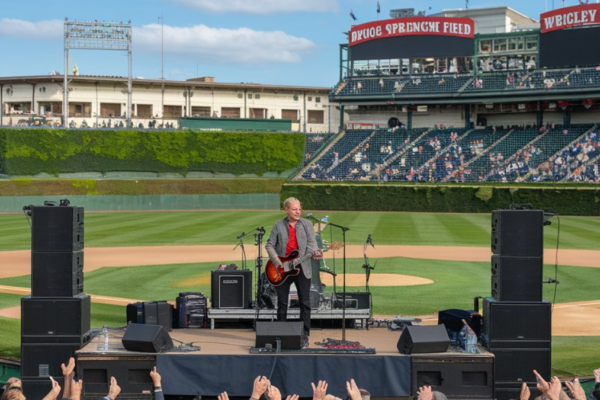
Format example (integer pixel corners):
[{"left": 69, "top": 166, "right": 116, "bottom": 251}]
[
  {"left": 491, "top": 209, "right": 543, "bottom": 257},
  {"left": 31, "top": 251, "right": 84, "bottom": 297},
  {"left": 491, "top": 347, "right": 551, "bottom": 384},
  {"left": 334, "top": 292, "right": 371, "bottom": 310},
  {"left": 412, "top": 354, "right": 494, "bottom": 399},
  {"left": 397, "top": 324, "right": 450, "bottom": 355},
  {"left": 22, "top": 377, "right": 65, "bottom": 400},
  {"left": 21, "top": 294, "right": 91, "bottom": 339},
  {"left": 21, "top": 343, "right": 82, "bottom": 378},
  {"left": 211, "top": 270, "right": 252, "bottom": 309},
  {"left": 122, "top": 323, "right": 173, "bottom": 353},
  {"left": 32, "top": 206, "right": 84, "bottom": 252},
  {"left": 483, "top": 298, "right": 551, "bottom": 343},
  {"left": 491, "top": 255, "right": 542, "bottom": 302},
  {"left": 255, "top": 321, "right": 304, "bottom": 350}
]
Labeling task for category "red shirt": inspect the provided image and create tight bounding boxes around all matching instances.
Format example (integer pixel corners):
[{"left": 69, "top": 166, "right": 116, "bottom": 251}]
[{"left": 285, "top": 221, "right": 298, "bottom": 256}]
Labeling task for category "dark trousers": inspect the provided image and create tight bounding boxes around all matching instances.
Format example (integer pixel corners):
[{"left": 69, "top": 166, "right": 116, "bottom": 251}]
[{"left": 275, "top": 268, "right": 311, "bottom": 336}]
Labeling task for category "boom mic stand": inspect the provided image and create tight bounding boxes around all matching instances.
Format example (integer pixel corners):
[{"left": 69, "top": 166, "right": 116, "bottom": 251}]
[
  {"left": 362, "top": 234, "right": 375, "bottom": 293},
  {"left": 233, "top": 232, "right": 248, "bottom": 270}
]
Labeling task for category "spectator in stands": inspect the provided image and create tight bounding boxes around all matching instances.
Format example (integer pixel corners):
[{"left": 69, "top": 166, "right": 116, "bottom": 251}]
[{"left": 333, "top": 152, "right": 339, "bottom": 168}]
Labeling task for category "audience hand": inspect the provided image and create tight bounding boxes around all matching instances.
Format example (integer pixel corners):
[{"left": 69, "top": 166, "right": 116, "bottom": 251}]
[
  {"left": 150, "top": 367, "right": 162, "bottom": 388},
  {"left": 42, "top": 376, "right": 62, "bottom": 400},
  {"left": 286, "top": 396, "right": 299, "bottom": 400},
  {"left": 6, "top": 377, "right": 21, "bottom": 388},
  {"left": 219, "top": 391, "right": 230, "bottom": 400},
  {"left": 71, "top": 379, "right": 83, "bottom": 400},
  {"left": 312, "top": 380, "right": 328, "bottom": 400},
  {"left": 61, "top": 357, "right": 76, "bottom": 377},
  {"left": 324, "top": 395, "right": 342, "bottom": 400},
  {"left": 252, "top": 376, "right": 271, "bottom": 400},
  {"left": 108, "top": 377, "right": 121, "bottom": 400},
  {"left": 595, "top": 368, "right": 600, "bottom": 383},
  {"left": 416, "top": 385, "right": 434, "bottom": 400},
  {"left": 267, "top": 385, "right": 282, "bottom": 400},
  {"left": 534, "top": 370, "right": 551, "bottom": 393},
  {"left": 565, "top": 378, "right": 586, "bottom": 400},
  {"left": 520, "top": 382, "right": 530, "bottom": 400},
  {"left": 346, "top": 379, "right": 362, "bottom": 400}
]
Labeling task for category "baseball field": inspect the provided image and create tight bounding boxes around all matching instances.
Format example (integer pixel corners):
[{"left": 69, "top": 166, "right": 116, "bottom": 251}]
[{"left": 0, "top": 210, "right": 598, "bottom": 376}]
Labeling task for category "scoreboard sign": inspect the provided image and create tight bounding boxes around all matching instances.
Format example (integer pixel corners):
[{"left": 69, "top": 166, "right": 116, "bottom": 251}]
[
  {"left": 541, "top": 3, "right": 600, "bottom": 33},
  {"left": 349, "top": 17, "right": 474, "bottom": 46}
]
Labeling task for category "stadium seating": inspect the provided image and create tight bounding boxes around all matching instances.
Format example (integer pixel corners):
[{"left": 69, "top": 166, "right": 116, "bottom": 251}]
[{"left": 303, "top": 133, "right": 333, "bottom": 166}]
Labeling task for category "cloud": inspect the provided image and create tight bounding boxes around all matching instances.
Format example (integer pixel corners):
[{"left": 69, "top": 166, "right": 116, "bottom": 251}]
[
  {"left": 0, "top": 18, "right": 62, "bottom": 40},
  {"left": 134, "top": 24, "right": 316, "bottom": 64},
  {"left": 171, "top": 0, "right": 339, "bottom": 14}
]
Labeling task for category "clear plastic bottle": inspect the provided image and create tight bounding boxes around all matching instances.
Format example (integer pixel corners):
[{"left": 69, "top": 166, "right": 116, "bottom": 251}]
[
  {"left": 97, "top": 325, "right": 109, "bottom": 351},
  {"left": 322, "top": 215, "right": 329, "bottom": 223}
]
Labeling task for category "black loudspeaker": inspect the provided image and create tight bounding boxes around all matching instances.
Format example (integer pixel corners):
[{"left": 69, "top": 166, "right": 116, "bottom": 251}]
[
  {"left": 22, "top": 377, "right": 65, "bottom": 400},
  {"left": 21, "top": 343, "right": 82, "bottom": 378},
  {"left": 31, "top": 251, "right": 84, "bottom": 297},
  {"left": 334, "top": 292, "right": 371, "bottom": 309},
  {"left": 491, "top": 347, "right": 551, "bottom": 383},
  {"left": 491, "top": 255, "right": 542, "bottom": 302},
  {"left": 255, "top": 321, "right": 304, "bottom": 350},
  {"left": 211, "top": 270, "right": 252, "bottom": 309},
  {"left": 412, "top": 354, "right": 494, "bottom": 399},
  {"left": 126, "top": 301, "right": 173, "bottom": 332},
  {"left": 397, "top": 324, "right": 450, "bottom": 354},
  {"left": 21, "top": 294, "right": 91, "bottom": 340},
  {"left": 483, "top": 298, "right": 551, "bottom": 343},
  {"left": 77, "top": 355, "right": 155, "bottom": 395},
  {"left": 491, "top": 210, "right": 543, "bottom": 257},
  {"left": 121, "top": 323, "right": 173, "bottom": 353},
  {"left": 32, "top": 206, "right": 84, "bottom": 252}
]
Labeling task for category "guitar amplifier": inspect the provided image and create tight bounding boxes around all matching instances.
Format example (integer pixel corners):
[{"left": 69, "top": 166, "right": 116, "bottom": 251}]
[{"left": 211, "top": 270, "right": 252, "bottom": 309}]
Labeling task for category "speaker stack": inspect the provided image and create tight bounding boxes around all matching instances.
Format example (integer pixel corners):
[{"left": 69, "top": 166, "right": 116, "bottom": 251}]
[
  {"left": 21, "top": 205, "right": 90, "bottom": 400},
  {"left": 487, "top": 209, "right": 551, "bottom": 400}
]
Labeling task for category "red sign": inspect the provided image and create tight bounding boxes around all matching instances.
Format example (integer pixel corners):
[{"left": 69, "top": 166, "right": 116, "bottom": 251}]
[
  {"left": 349, "top": 17, "right": 474, "bottom": 46},
  {"left": 541, "top": 4, "right": 600, "bottom": 33}
]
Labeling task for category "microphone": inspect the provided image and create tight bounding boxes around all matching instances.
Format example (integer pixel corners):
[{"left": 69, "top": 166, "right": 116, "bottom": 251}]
[
  {"left": 306, "top": 213, "right": 323, "bottom": 223},
  {"left": 543, "top": 278, "right": 559, "bottom": 284},
  {"left": 237, "top": 232, "right": 246, "bottom": 239}
]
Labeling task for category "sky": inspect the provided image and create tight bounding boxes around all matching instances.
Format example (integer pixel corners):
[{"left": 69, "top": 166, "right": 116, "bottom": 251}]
[{"left": 0, "top": 0, "right": 586, "bottom": 88}]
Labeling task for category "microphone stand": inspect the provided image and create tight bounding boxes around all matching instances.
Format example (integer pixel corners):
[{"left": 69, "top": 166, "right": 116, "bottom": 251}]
[
  {"left": 233, "top": 232, "right": 248, "bottom": 271},
  {"left": 254, "top": 227, "right": 266, "bottom": 328},
  {"left": 327, "top": 221, "right": 350, "bottom": 342},
  {"left": 362, "top": 235, "right": 375, "bottom": 293}
]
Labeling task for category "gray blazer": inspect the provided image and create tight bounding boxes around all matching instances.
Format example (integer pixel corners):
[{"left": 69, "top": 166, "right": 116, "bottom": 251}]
[{"left": 265, "top": 217, "right": 318, "bottom": 279}]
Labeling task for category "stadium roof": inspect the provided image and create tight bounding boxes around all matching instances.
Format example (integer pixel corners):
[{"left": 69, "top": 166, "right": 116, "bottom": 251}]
[{"left": 0, "top": 75, "right": 332, "bottom": 93}]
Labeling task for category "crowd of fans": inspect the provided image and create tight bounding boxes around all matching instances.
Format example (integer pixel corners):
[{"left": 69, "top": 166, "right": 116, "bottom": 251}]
[{"left": 2, "top": 357, "right": 599, "bottom": 400}]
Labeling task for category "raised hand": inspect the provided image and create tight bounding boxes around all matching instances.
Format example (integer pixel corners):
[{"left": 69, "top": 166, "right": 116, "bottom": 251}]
[
  {"left": 312, "top": 380, "right": 328, "bottom": 400},
  {"left": 346, "top": 379, "right": 362, "bottom": 400},
  {"left": 150, "top": 367, "right": 162, "bottom": 388},
  {"left": 534, "top": 370, "right": 551, "bottom": 394},
  {"left": 565, "top": 378, "right": 586, "bottom": 400},
  {"left": 595, "top": 368, "right": 600, "bottom": 383},
  {"left": 219, "top": 391, "right": 230, "bottom": 400},
  {"left": 520, "top": 382, "right": 530, "bottom": 400},
  {"left": 545, "top": 376, "right": 563, "bottom": 400},
  {"left": 324, "top": 396, "right": 343, "bottom": 400},
  {"left": 71, "top": 379, "right": 83, "bottom": 400},
  {"left": 416, "top": 385, "right": 434, "bottom": 400},
  {"left": 42, "top": 376, "right": 62, "bottom": 400},
  {"left": 108, "top": 376, "right": 121, "bottom": 400},
  {"left": 286, "top": 395, "right": 299, "bottom": 400},
  {"left": 267, "top": 385, "right": 282, "bottom": 400},
  {"left": 61, "top": 357, "right": 76, "bottom": 377},
  {"left": 252, "top": 376, "right": 271, "bottom": 399}
]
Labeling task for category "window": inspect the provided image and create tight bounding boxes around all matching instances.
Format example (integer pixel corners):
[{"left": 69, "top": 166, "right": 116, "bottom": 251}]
[
  {"left": 308, "top": 96, "right": 312, "bottom": 101},
  {"left": 315, "top": 97, "right": 321, "bottom": 103},
  {"left": 191, "top": 106, "right": 211, "bottom": 117},
  {"left": 6, "top": 102, "right": 31, "bottom": 114},
  {"left": 221, "top": 107, "right": 241, "bottom": 118},
  {"left": 248, "top": 94, "right": 253, "bottom": 99},
  {"left": 479, "top": 40, "right": 492, "bottom": 54},
  {"left": 282, "top": 109, "right": 299, "bottom": 122},
  {"left": 249, "top": 108, "right": 266, "bottom": 119},
  {"left": 293, "top": 95, "right": 299, "bottom": 101},
  {"left": 136, "top": 104, "right": 153, "bottom": 118},
  {"left": 164, "top": 105, "right": 182, "bottom": 118},
  {"left": 237, "top": 93, "right": 243, "bottom": 99},
  {"left": 100, "top": 103, "right": 120, "bottom": 117},
  {"left": 39, "top": 102, "right": 62, "bottom": 115},
  {"left": 69, "top": 103, "right": 92, "bottom": 117},
  {"left": 493, "top": 39, "right": 507, "bottom": 53},
  {"left": 307, "top": 110, "right": 324, "bottom": 124},
  {"left": 525, "top": 36, "right": 538, "bottom": 51},
  {"left": 255, "top": 94, "right": 261, "bottom": 99},
  {"left": 508, "top": 37, "right": 524, "bottom": 51}
]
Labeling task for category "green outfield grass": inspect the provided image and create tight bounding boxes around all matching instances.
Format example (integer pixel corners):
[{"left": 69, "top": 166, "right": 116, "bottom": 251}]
[{"left": 0, "top": 211, "right": 599, "bottom": 251}]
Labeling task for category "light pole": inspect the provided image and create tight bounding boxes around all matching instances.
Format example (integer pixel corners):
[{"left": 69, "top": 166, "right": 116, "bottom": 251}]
[{"left": 159, "top": 16, "right": 164, "bottom": 123}]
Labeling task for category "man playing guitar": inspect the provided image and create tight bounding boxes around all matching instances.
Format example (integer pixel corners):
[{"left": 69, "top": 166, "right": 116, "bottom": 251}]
[{"left": 265, "top": 197, "right": 318, "bottom": 349}]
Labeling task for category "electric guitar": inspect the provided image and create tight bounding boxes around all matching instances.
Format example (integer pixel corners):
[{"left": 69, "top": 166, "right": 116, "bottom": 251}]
[{"left": 265, "top": 250, "right": 300, "bottom": 286}]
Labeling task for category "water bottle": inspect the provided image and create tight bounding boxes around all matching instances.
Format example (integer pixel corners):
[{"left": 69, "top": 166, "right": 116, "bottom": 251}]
[
  {"left": 465, "top": 331, "right": 478, "bottom": 354},
  {"left": 97, "top": 325, "right": 109, "bottom": 352},
  {"left": 322, "top": 215, "right": 329, "bottom": 223}
]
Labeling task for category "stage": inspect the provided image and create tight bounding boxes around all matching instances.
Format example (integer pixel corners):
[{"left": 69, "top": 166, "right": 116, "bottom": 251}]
[{"left": 75, "top": 327, "right": 494, "bottom": 399}]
